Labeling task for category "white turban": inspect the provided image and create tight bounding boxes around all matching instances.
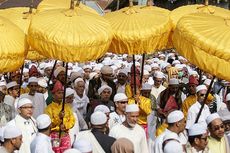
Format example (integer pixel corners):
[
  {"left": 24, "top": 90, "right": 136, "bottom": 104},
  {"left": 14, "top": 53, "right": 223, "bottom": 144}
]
[
  {"left": 36, "top": 114, "right": 51, "bottom": 130},
  {"left": 98, "top": 85, "right": 112, "bottom": 95},
  {"left": 17, "top": 98, "right": 33, "bottom": 109},
  {"left": 167, "top": 110, "right": 184, "bottom": 123}
]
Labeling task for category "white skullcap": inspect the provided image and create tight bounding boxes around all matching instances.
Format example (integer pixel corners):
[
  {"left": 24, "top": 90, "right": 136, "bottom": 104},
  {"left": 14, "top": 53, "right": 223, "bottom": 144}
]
[
  {"left": 167, "top": 110, "right": 184, "bottom": 123},
  {"left": 204, "top": 79, "right": 211, "bottom": 86},
  {"left": 118, "top": 69, "right": 128, "bottom": 76},
  {"left": 125, "top": 104, "right": 139, "bottom": 113},
  {"left": 190, "top": 71, "right": 198, "bottom": 76},
  {"left": 6, "top": 81, "right": 18, "bottom": 89},
  {"left": 196, "top": 85, "right": 207, "bottom": 93},
  {"left": 172, "top": 60, "right": 180, "bottom": 65},
  {"left": 64, "top": 149, "right": 81, "bottom": 153},
  {"left": 3, "top": 125, "right": 22, "bottom": 139},
  {"left": 83, "top": 65, "right": 92, "bottom": 70},
  {"left": 28, "top": 77, "right": 38, "bottom": 83},
  {"left": 141, "top": 83, "right": 152, "bottom": 90},
  {"left": 44, "top": 63, "right": 53, "bottom": 70},
  {"left": 23, "top": 68, "right": 29, "bottom": 73},
  {"left": 36, "top": 114, "right": 51, "bottom": 130},
  {"left": 94, "top": 105, "right": 110, "bottom": 113},
  {"left": 101, "top": 66, "right": 113, "bottom": 74},
  {"left": 159, "top": 54, "right": 166, "bottom": 57},
  {"left": 188, "top": 123, "right": 207, "bottom": 136},
  {"left": 169, "top": 78, "right": 179, "bottom": 85},
  {"left": 90, "top": 111, "right": 107, "bottom": 125},
  {"left": 206, "top": 113, "right": 221, "bottom": 125},
  {"left": 54, "top": 66, "right": 65, "bottom": 78},
  {"left": 38, "top": 78, "right": 47, "bottom": 88},
  {"left": 135, "top": 62, "right": 140, "bottom": 67},
  {"left": 98, "top": 85, "right": 112, "bottom": 95},
  {"left": 143, "top": 70, "right": 149, "bottom": 76},
  {"left": 74, "top": 78, "right": 85, "bottom": 85},
  {"left": 17, "top": 98, "right": 33, "bottom": 109},
  {"left": 175, "top": 64, "right": 183, "bottom": 70},
  {"left": 144, "top": 65, "right": 152, "bottom": 72},
  {"left": 73, "top": 139, "right": 92, "bottom": 152},
  {"left": 226, "top": 93, "right": 230, "bottom": 101},
  {"left": 65, "top": 88, "right": 75, "bottom": 97},
  {"left": 89, "top": 72, "right": 98, "bottom": 80},
  {"left": 0, "top": 81, "right": 6, "bottom": 87},
  {"left": 154, "top": 71, "right": 164, "bottom": 79},
  {"left": 163, "top": 132, "right": 178, "bottom": 141},
  {"left": 114, "top": 93, "right": 128, "bottom": 102},
  {"left": 152, "top": 58, "right": 160, "bottom": 63},
  {"left": 163, "top": 141, "right": 183, "bottom": 153},
  {"left": 151, "top": 63, "right": 159, "bottom": 68}
]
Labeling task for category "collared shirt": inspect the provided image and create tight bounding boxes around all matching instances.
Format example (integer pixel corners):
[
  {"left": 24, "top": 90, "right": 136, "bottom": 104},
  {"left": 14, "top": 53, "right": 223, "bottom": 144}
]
[
  {"left": 108, "top": 111, "right": 126, "bottom": 129},
  {"left": 30, "top": 133, "right": 54, "bottom": 153},
  {"left": 208, "top": 136, "right": 226, "bottom": 153}
]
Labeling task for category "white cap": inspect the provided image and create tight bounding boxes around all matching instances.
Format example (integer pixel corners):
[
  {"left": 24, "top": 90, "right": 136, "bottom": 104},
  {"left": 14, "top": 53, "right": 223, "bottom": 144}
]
[
  {"left": 189, "top": 71, "right": 198, "bottom": 76},
  {"left": 90, "top": 111, "right": 107, "bottom": 125},
  {"left": 94, "top": 105, "right": 110, "bottom": 113},
  {"left": 188, "top": 123, "right": 207, "bottom": 136},
  {"left": 44, "top": 63, "right": 53, "bottom": 70},
  {"left": 167, "top": 110, "right": 184, "bottom": 123},
  {"left": 114, "top": 93, "right": 128, "bottom": 102},
  {"left": 143, "top": 70, "right": 149, "bottom": 76},
  {"left": 101, "top": 65, "right": 113, "bottom": 74},
  {"left": 206, "top": 113, "right": 221, "bottom": 125},
  {"left": 54, "top": 66, "right": 65, "bottom": 78},
  {"left": 17, "top": 98, "right": 33, "bottom": 109},
  {"left": 163, "top": 141, "right": 183, "bottom": 153},
  {"left": 74, "top": 78, "right": 85, "bottom": 85},
  {"left": 118, "top": 69, "right": 128, "bottom": 76},
  {"left": 36, "top": 114, "right": 51, "bottom": 130},
  {"left": 169, "top": 78, "right": 179, "bottom": 85},
  {"left": 196, "top": 85, "right": 207, "bottom": 93},
  {"left": 0, "top": 81, "right": 6, "bottom": 87},
  {"left": 226, "top": 93, "right": 230, "bottom": 102},
  {"left": 38, "top": 78, "right": 48, "bottom": 88},
  {"left": 172, "top": 60, "right": 180, "bottom": 65},
  {"left": 125, "top": 104, "right": 139, "bottom": 113},
  {"left": 65, "top": 88, "right": 75, "bottom": 97},
  {"left": 83, "top": 65, "right": 92, "bottom": 70},
  {"left": 73, "top": 139, "right": 92, "bottom": 152},
  {"left": 23, "top": 68, "right": 29, "bottom": 73},
  {"left": 144, "top": 65, "right": 152, "bottom": 72},
  {"left": 98, "top": 85, "right": 112, "bottom": 95},
  {"left": 151, "top": 63, "right": 159, "bottom": 68},
  {"left": 28, "top": 77, "right": 38, "bottom": 83},
  {"left": 6, "top": 81, "right": 18, "bottom": 89},
  {"left": 64, "top": 149, "right": 81, "bottom": 153},
  {"left": 204, "top": 79, "right": 211, "bottom": 86},
  {"left": 175, "top": 64, "right": 183, "bottom": 70},
  {"left": 154, "top": 71, "right": 164, "bottom": 79},
  {"left": 141, "top": 83, "right": 152, "bottom": 90},
  {"left": 89, "top": 72, "right": 98, "bottom": 80},
  {"left": 3, "top": 125, "right": 22, "bottom": 139}
]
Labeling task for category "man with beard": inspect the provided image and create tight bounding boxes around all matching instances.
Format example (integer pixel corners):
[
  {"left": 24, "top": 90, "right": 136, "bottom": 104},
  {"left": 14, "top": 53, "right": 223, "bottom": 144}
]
[{"left": 109, "top": 104, "right": 149, "bottom": 153}]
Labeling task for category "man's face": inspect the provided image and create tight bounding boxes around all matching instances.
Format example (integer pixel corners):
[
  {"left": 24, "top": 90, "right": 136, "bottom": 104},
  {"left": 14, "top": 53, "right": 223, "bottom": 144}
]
[
  {"left": 102, "top": 73, "right": 113, "bottom": 82},
  {"left": 126, "top": 111, "right": 139, "bottom": 128},
  {"left": 197, "top": 90, "right": 207, "bottom": 103},
  {"left": 44, "top": 67, "right": 52, "bottom": 76},
  {"left": 74, "top": 81, "right": 85, "bottom": 96},
  {"left": 127, "top": 56, "right": 133, "bottom": 63},
  {"left": 53, "top": 90, "right": 64, "bottom": 102},
  {"left": 209, "top": 119, "right": 225, "bottom": 140},
  {"left": 188, "top": 84, "right": 197, "bottom": 95},
  {"left": 57, "top": 71, "right": 65, "bottom": 82},
  {"left": 28, "top": 82, "right": 38, "bottom": 95},
  {"left": 154, "top": 77, "right": 163, "bottom": 88},
  {"left": 9, "top": 86, "right": 20, "bottom": 98},
  {"left": 141, "top": 90, "right": 151, "bottom": 98},
  {"left": 23, "top": 72, "right": 29, "bottom": 82},
  {"left": 100, "top": 89, "right": 111, "bottom": 101},
  {"left": 169, "top": 85, "right": 179, "bottom": 94},
  {"left": 0, "top": 86, "right": 7, "bottom": 95},
  {"left": 19, "top": 104, "right": 34, "bottom": 119},
  {"left": 12, "top": 135, "right": 23, "bottom": 150},
  {"left": 195, "top": 133, "right": 208, "bottom": 151},
  {"left": 117, "top": 73, "right": 127, "bottom": 85},
  {"left": 115, "top": 101, "right": 128, "bottom": 112},
  {"left": 65, "top": 94, "right": 74, "bottom": 104},
  {"left": 84, "top": 68, "right": 91, "bottom": 80},
  {"left": 142, "top": 75, "right": 149, "bottom": 83},
  {"left": 11, "top": 73, "right": 20, "bottom": 84},
  {"left": 177, "top": 118, "right": 186, "bottom": 133}
]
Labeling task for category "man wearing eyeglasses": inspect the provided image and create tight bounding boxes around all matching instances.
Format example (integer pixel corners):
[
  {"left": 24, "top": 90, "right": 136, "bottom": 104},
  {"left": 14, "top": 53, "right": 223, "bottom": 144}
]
[{"left": 206, "top": 113, "right": 230, "bottom": 153}]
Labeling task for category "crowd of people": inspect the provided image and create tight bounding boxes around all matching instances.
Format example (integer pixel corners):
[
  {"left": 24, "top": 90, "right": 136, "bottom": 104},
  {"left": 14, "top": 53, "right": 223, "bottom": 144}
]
[{"left": 0, "top": 50, "right": 229, "bottom": 153}]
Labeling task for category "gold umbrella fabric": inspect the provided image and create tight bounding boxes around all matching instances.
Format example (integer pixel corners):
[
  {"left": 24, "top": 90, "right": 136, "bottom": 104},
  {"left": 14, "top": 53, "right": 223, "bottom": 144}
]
[
  {"left": 104, "top": 6, "right": 171, "bottom": 55},
  {"left": 28, "top": 8, "right": 112, "bottom": 62},
  {"left": 0, "top": 7, "right": 46, "bottom": 61},
  {"left": 0, "top": 16, "right": 26, "bottom": 72},
  {"left": 173, "top": 13, "right": 230, "bottom": 81},
  {"left": 36, "top": 0, "right": 98, "bottom": 15}
]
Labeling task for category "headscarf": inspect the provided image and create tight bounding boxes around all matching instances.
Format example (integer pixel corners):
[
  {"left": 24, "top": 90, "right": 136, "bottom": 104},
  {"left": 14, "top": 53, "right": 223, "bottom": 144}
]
[{"left": 111, "top": 138, "right": 134, "bottom": 153}]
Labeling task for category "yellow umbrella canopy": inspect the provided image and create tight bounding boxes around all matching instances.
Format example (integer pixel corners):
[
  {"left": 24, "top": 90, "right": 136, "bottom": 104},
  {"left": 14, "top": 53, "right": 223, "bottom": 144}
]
[
  {"left": 27, "top": 5, "right": 112, "bottom": 62},
  {"left": 36, "top": 0, "right": 98, "bottom": 15},
  {"left": 104, "top": 4, "right": 171, "bottom": 55},
  {"left": 0, "top": 7, "right": 46, "bottom": 61},
  {"left": 0, "top": 16, "right": 26, "bottom": 72},
  {"left": 173, "top": 13, "right": 230, "bottom": 81}
]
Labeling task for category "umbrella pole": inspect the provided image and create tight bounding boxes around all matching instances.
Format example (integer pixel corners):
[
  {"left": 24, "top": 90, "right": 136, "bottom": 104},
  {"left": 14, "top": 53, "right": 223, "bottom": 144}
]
[
  {"left": 132, "top": 55, "right": 136, "bottom": 99},
  {"left": 198, "top": 68, "right": 202, "bottom": 84},
  {"left": 195, "top": 76, "right": 215, "bottom": 123},
  {"left": 48, "top": 60, "right": 57, "bottom": 86},
  {"left": 140, "top": 54, "right": 145, "bottom": 86},
  {"left": 29, "top": 0, "right": 34, "bottom": 13},
  {"left": 18, "top": 64, "right": 24, "bottom": 97}
]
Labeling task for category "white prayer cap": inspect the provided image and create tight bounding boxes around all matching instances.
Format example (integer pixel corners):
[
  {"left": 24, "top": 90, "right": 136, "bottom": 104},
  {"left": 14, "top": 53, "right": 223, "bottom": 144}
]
[
  {"left": 226, "top": 93, "right": 230, "bottom": 101},
  {"left": 154, "top": 71, "right": 164, "bottom": 79},
  {"left": 152, "top": 58, "right": 159, "bottom": 63},
  {"left": 98, "top": 85, "right": 112, "bottom": 95},
  {"left": 89, "top": 72, "right": 98, "bottom": 80},
  {"left": 175, "top": 64, "right": 183, "bottom": 70},
  {"left": 125, "top": 104, "right": 139, "bottom": 113},
  {"left": 196, "top": 85, "right": 207, "bottom": 93},
  {"left": 167, "top": 110, "right": 184, "bottom": 123},
  {"left": 65, "top": 88, "right": 75, "bottom": 97},
  {"left": 28, "top": 77, "right": 38, "bottom": 83},
  {"left": 219, "top": 111, "right": 230, "bottom": 121},
  {"left": 17, "top": 98, "right": 33, "bottom": 109},
  {"left": 64, "top": 149, "right": 81, "bottom": 153},
  {"left": 118, "top": 69, "right": 128, "bottom": 76},
  {"left": 90, "top": 111, "right": 107, "bottom": 125},
  {"left": 36, "top": 114, "right": 51, "bottom": 130},
  {"left": 163, "top": 141, "right": 183, "bottom": 153},
  {"left": 23, "top": 68, "right": 29, "bottom": 73},
  {"left": 206, "top": 113, "right": 221, "bottom": 125},
  {"left": 70, "top": 72, "right": 83, "bottom": 83},
  {"left": 101, "top": 65, "right": 113, "bottom": 74},
  {"left": 94, "top": 105, "right": 110, "bottom": 113},
  {"left": 168, "top": 78, "right": 179, "bottom": 85},
  {"left": 73, "top": 139, "right": 92, "bottom": 152},
  {"left": 159, "top": 54, "right": 166, "bottom": 57},
  {"left": 54, "top": 66, "right": 65, "bottom": 78},
  {"left": 114, "top": 93, "right": 128, "bottom": 102},
  {"left": 6, "top": 81, "right": 18, "bottom": 89},
  {"left": 135, "top": 62, "right": 140, "bottom": 67},
  {"left": 204, "top": 79, "right": 211, "bottom": 86},
  {"left": 38, "top": 78, "right": 48, "bottom": 88},
  {"left": 141, "top": 83, "right": 152, "bottom": 90},
  {"left": 4, "top": 125, "right": 22, "bottom": 139},
  {"left": 0, "top": 81, "right": 6, "bottom": 87},
  {"left": 144, "top": 65, "right": 152, "bottom": 72},
  {"left": 172, "top": 60, "right": 180, "bottom": 65},
  {"left": 188, "top": 123, "right": 207, "bottom": 136},
  {"left": 143, "top": 70, "right": 149, "bottom": 75},
  {"left": 151, "top": 63, "right": 159, "bottom": 68},
  {"left": 189, "top": 70, "right": 198, "bottom": 76},
  {"left": 44, "top": 62, "right": 53, "bottom": 69},
  {"left": 74, "top": 78, "right": 85, "bottom": 85},
  {"left": 163, "top": 132, "right": 178, "bottom": 141},
  {"left": 83, "top": 65, "right": 92, "bottom": 70}
]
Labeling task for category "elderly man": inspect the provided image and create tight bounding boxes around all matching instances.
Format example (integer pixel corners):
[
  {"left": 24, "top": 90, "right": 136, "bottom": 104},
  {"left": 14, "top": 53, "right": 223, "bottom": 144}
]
[
  {"left": 116, "top": 69, "right": 128, "bottom": 94},
  {"left": 7, "top": 98, "right": 38, "bottom": 153},
  {"left": 0, "top": 125, "right": 22, "bottom": 153},
  {"left": 186, "top": 85, "right": 211, "bottom": 129},
  {"left": 109, "top": 104, "right": 149, "bottom": 153},
  {"left": 206, "top": 113, "right": 230, "bottom": 153}
]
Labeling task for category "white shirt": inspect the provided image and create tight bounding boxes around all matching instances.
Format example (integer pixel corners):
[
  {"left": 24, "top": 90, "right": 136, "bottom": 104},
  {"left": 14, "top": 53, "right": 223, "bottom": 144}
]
[
  {"left": 74, "top": 93, "right": 89, "bottom": 117},
  {"left": 30, "top": 133, "right": 54, "bottom": 153},
  {"left": 109, "top": 124, "right": 149, "bottom": 153},
  {"left": 186, "top": 101, "right": 211, "bottom": 129},
  {"left": 151, "top": 85, "right": 166, "bottom": 100},
  {"left": 117, "top": 84, "right": 126, "bottom": 94},
  {"left": 108, "top": 112, "right": 126, "bottom": 129}
]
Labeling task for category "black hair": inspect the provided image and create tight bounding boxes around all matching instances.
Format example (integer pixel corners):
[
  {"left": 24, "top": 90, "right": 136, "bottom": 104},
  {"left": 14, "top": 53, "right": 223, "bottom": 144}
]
[
  {"left": 188, "top": 134, "right": 202, "bottom": 144},
  {"left": 38, "top": 125, "right": 50, "bottom": 133}
]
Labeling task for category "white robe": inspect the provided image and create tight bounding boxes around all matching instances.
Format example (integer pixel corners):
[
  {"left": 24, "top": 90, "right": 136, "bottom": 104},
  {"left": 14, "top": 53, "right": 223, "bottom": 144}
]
[
  {"left": 30, "top": 133, "right": 54, "bottom": 153},
  {"left": 150, "top": 85, "right": 166, "bottom": 100},
  {"left": 74, "top": 93, "right": 89, "bottom": 117},
  {"left": 108, "top": 112, "right": 126, "bottom": 129},
  {"left": 109, "top": 124, "right": 149, "bottom": 153}
]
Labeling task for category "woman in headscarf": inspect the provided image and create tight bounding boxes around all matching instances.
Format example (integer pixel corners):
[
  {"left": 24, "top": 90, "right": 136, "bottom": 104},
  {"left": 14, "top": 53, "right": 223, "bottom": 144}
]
[{"left": 111, "top": 138, "right": 134, "bottom": 153}]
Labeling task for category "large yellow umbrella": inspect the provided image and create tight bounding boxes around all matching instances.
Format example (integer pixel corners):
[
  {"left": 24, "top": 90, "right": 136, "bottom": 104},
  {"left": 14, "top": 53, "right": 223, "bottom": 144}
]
[
  {"left": 0, "top": 7, "right": 46, "bottom": 61},
  {"left": 104, "top": 2, "right": 171, "bottom": 55},
  {"left": 0, "top": 16, "right": 26, "bottom": 72},
  {"left": 173, "top": 13, "right": 230, "bottom": 81},
  {"left": 28, "top": 1, "right": 112, "bottom": 62}
]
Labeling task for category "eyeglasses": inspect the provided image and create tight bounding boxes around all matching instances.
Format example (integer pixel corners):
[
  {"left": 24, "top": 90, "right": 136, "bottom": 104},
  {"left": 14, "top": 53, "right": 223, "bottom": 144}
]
[
  {"left": 20, "top": 106, "right": 34, "bottom": 109},
  {"left": 118, "top": 75, "right": 126, "bottom": 78},
  {"left": 199, "top": 94, "right": 206, "bottom": 97},
  {"left": 118, "top": 101, "right": 128, "bottom": 104},
  {"left": 12, "top": 87, "right": 19, "bottom": 90},
  {"left": 213, "top": 124, "right": 224, "bottom": 131},
  {"left": 199, "top": 137, "right": 208, "bottom": 141}
]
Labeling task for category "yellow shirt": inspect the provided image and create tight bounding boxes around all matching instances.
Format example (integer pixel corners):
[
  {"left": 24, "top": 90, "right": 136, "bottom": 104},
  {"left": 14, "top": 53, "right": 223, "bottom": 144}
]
[
  {"left": 128, "top": 96, "right": 152, "bottom": 125},
  {"left": 45, "top": 102, "right": 75, "bottom": 131},
  {"left": 182, "top": 95, "right": 197, "bottom": 119},
  {"left": 208, "top": 136, "right": 226, "bottom": 153}
]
